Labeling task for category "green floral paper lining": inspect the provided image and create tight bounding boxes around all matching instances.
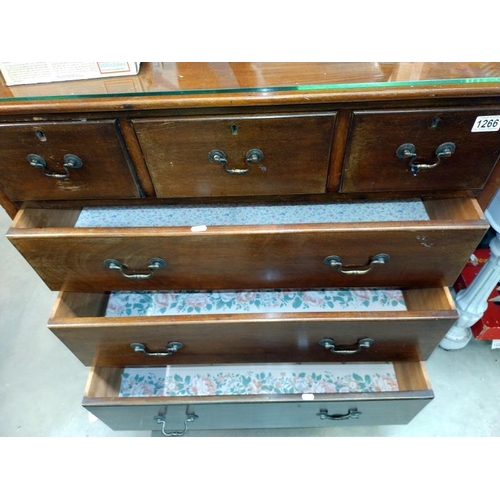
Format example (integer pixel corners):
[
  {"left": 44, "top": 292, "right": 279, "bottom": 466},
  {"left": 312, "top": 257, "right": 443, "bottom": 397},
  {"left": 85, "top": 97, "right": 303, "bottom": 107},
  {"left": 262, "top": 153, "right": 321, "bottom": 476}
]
[
  {"left": 105, "top": 288, "right": 406, "bottom": 317},
  {"left": 119, "top": 363, "right": 399, "bottom": 397}
]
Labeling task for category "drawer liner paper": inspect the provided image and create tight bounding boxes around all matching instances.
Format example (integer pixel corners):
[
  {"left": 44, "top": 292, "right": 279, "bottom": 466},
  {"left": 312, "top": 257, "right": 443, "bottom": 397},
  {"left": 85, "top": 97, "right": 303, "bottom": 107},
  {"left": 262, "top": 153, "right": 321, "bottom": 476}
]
[
  {"left": 119, "top": 363, "right": 399, "bottom": 397},
  {"left": 76, "top": 200, "right": 430, "bottom": 228},
  {"left": 105, "top": 289, "right": 407, "bottom": 316}
]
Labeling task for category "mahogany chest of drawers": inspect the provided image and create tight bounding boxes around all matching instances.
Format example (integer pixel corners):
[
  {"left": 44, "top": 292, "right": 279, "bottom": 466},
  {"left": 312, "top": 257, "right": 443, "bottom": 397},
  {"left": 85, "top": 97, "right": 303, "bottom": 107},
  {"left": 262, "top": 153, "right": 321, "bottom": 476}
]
[{"left": 1, "top": 62, "right": 499, "bottom": 435}]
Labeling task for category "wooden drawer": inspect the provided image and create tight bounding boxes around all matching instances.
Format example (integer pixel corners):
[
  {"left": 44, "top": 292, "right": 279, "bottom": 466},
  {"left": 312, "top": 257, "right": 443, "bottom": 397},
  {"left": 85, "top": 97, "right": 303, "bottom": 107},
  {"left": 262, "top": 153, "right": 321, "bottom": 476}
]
[
  {"left": 49, "top": 288, "right": 456, "bottom": 366},
  {"left": 0, "top": 120, "right": 141, "bottom": 201},
  {"left": 341, "top": 108, "right": 500, "bottom": 193},
  {"left": 83, "top": 361, "right": 433, "bottom": 432},
  {"left": 132, "top": 113, "right": 336, "bottom": 197},
  {"left": 7, "top": 198, "right": 488, "bottom": 291}
]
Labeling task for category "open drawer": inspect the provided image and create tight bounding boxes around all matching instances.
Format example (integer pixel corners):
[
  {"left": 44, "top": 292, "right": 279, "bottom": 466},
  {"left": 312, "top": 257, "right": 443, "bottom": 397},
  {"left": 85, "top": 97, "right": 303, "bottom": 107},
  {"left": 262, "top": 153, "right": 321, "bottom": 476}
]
[
  {"left": 83, "top": 361, "right": 433, "bottom": 433},
  {"left": 8, "top": 198, "right": 488, "bottom": 292},
  {"left": 49, "top": 287, "right": 456, "bottom": 366}
]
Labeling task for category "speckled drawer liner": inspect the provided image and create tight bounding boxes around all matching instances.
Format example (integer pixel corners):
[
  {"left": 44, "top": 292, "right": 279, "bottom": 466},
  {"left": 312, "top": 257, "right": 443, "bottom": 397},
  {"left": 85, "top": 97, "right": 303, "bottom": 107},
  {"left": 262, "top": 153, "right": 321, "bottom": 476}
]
[
  {"left": 76, "top": 200, "right": 429, "bottom": 228},
  {"left": 105, "top": 288, "right": 407, "bottom": 317},
  {"left": 118, "top": 363, "right": 399, "bottom": 397}
]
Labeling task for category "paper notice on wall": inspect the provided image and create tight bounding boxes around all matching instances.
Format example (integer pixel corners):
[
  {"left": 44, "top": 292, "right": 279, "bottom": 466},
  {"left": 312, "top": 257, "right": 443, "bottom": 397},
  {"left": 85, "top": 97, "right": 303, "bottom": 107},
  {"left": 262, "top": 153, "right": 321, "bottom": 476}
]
[{"left": 0, "top": 62, "right": 140, "bottom": 86}]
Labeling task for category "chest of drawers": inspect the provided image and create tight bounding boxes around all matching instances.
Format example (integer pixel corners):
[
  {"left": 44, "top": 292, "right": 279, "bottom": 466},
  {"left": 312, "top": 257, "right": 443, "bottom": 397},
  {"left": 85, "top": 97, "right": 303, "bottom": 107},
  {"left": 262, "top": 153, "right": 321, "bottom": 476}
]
[{"left": 1, "top": 62, "right": 500, "bottom": 435}]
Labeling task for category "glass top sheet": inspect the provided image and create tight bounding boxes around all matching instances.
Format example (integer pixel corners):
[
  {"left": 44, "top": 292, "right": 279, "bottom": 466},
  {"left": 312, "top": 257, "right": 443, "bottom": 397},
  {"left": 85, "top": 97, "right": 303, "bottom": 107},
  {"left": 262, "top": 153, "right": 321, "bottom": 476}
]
[{"left": 1, "top": 62, "right": 499, "bottom": 101}]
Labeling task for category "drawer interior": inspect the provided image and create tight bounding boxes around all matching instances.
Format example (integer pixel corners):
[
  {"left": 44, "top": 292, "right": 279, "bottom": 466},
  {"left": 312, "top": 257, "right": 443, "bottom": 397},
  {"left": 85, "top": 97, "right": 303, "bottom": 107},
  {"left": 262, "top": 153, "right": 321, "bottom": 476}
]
[
  {"left": 73, "top": 199, "right": 430, "bottom": 227},
  {"left": 85, "top": 360, "right": 431, "bottom": 402},
  {"left": 121, "top": 363, "right": 400, "bottom": 397},
  {"left": 12, "top": 197, "right": 485, "bottom": 230},
  {"left": 51, "top": 287, "right": 454, "bottom": 320},
  {"left": 104, "top": 288, "right": 408, "bottom": 316}
]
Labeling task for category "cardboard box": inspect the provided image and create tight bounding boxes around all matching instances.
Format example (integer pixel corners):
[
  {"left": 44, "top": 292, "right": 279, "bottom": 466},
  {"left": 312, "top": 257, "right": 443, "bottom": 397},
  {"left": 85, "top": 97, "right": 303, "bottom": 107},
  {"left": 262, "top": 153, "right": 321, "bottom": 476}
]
[
  {"left": 454, "top": 248, "right": 500, "bottom": 340},
  {"left": 0, "top": 62, "right": 140, "bottom": 86}
]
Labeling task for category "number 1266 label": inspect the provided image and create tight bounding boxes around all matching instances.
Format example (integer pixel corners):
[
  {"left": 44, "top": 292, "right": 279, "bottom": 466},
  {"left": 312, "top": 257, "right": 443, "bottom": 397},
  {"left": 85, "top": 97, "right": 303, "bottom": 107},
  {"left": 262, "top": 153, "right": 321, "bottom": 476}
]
[{"left": 471, "top": 115, "right": 500, "bottom": 132}]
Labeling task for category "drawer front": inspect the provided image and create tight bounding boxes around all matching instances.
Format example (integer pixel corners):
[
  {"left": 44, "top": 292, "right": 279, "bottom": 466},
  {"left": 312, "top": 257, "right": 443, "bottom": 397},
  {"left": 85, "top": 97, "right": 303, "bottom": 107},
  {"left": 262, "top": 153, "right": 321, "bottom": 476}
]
[
  {"left": 341, "top": 108, "right": 500, "bottom": 193},
  {"left": 49, "top": 289, "right": 457, "bottom": 366},
  {"left": 83, "top": 363, "right": 433, "bottom": 432},
  {"left": 0, "top": 121, "right": 141, "bottom": 201},
  {"left": 9, "top": 224, "right": 487, "bottom": 291},
  {"left": 86, "top": 398, "right": 432, "bottom": 432},
  {"left": 132, "top": 113, "right": 336, "bottom": 197}
]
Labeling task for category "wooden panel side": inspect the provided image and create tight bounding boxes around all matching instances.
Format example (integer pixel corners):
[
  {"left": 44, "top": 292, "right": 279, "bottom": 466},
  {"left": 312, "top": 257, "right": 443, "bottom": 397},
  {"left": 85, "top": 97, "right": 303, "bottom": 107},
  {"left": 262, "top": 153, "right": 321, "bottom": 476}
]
[
  {"left": 0, "top": 186, "right": 17, "bottom": 218},
  {"left": 393, "top": 362, "right": 430, "bottom": 391},
  {"left": 50, "top": 291, "right": 109, "bottom": 319},
  {"left": 403, "top": 287, "right": 456, "bottom": 311},
  {"left": 9, "top": 207, "right": 81, "bottom": 229},
  {"left": 423, "top": 197, "right": 486, "bottom": 221},
  {"left": 84, "top": 366, "right": 122, "bottom": 398}
]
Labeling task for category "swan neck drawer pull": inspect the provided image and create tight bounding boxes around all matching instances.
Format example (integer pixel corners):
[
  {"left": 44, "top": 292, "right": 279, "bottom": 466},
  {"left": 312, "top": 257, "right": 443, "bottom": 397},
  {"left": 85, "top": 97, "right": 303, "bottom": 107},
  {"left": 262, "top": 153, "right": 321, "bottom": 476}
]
[
  {"left": 130, "top": 342, "right": 183, "bottom": 357},
  {"left": 208, "top": 148, "right": 264, "bottom": 174},
  {"left": 103, "top": 258, "right": 167, "bottom": 280},
  {"left": 324, "top": 253, "right": 390, "bottom": 275},
  {"left": 319, "top": 337, "right": 374, "bottom": 355},
  {"left": 156, "top": 412, "right": 198, "bottom": 437},
  {"left": 27, "top": 153, "right": 83, "bottom": 179},
  {"left": 317, "top": 408, "right": 361, "bottom": 421},
  {"left": 396, "top": 142, "right": 456, "bottom": 176}
]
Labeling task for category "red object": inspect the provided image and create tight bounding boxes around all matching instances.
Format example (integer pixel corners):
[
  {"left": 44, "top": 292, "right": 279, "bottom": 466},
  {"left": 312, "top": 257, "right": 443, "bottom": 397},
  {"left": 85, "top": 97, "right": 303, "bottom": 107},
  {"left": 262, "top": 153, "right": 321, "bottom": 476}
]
[{"left": 454, "top": 248, "right": 500, "bottom": 340}]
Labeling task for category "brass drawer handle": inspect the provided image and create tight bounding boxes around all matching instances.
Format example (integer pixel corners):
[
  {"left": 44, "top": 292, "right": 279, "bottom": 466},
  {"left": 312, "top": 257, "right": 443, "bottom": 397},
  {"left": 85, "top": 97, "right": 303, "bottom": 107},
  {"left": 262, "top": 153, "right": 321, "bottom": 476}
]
[
  {"left": 208, "top": 148, "right": 264, "bottom": 174},
  {"left": 319, "top": 337, "right": 374, "bottom": 355},
  {"left": 156, "top": 412, "right": 198, "bottom": 437},
  {"left": 27, "top": 153, "right": 83, "bottom": 179},
  {"left": 396, "top": 142, "right": 456, "bottom": 176},
  {"left": 324, "top": 253, "right": 390, "bottom": 275},
  {"left": 130, "top": 341, "right": 184, "bottom": 357},
  {"left": 103, "top": 258, "right": 167, "bottom": 280},
  {"left": 317, "top": 408, "right": 361, "bottom": 421}
]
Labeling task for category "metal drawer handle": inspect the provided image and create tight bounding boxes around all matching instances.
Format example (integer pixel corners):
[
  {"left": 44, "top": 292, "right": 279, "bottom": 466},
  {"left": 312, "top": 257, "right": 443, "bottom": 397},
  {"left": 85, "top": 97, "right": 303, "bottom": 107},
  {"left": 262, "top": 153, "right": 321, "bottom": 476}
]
[
  {"left": 103, "top": 258, "right": 167, "bottom": 280},
  {"left": 156, "top": 412, "right": 198, "bottom": 437},
  {"left": 396, "top": 142, "right": 456, "bottom": 176},
  {"left": 324, "top": 253, "right": 390, "bottom": 275},
  {"left": 208, "top": 148, "right": 264, "bottom": 174},
  {"left": 130, "top": 341, "right": 183, "bottom": 357},
  {"left": 27, "top": 153, "right": 83, "bottom": 179},
  {"left": 319, "top": 337, "right": 374, "bottom": 355},
  {"left": 317, "top": 408, "right": 361, "bottom": 421}
]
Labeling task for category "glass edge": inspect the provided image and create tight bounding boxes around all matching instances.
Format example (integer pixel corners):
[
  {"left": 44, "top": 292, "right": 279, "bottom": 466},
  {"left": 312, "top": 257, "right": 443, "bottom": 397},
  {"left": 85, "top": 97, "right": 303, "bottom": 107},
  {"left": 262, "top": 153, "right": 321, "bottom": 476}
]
[{"left": 1, "top": 77, "right": 500, "bottom": 103}]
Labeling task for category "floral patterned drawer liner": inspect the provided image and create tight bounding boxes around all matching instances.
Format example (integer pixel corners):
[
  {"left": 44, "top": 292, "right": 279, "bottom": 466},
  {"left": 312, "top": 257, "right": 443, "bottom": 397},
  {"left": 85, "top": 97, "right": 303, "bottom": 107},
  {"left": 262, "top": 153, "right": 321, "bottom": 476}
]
[
  {"left": 76, "top": 200, "right": 430, "bottom": 228},
  {"left": 105, "top": 288, "right": 407, "bottom": 317},
  {"left": 119, "top": 363, "right": 399, "bottom": 397}
]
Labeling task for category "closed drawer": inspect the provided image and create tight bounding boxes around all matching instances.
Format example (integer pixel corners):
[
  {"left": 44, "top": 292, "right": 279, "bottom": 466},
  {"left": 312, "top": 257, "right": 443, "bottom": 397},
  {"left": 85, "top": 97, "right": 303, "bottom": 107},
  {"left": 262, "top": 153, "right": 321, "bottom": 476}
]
[
  {"left": 341, "top": 108, "right": 500, "bottom": 193},
  {"left": 132, "top": 113, "right": 336, "bottom": 197},
  {"left": 49, "top": 287, "right": 456, "bottom": 366},
  {"left": 83, "top": 361, "right": 433, "bottom": 432},
  {"left": 7, "top": 198, "right": 488, "bottom": 291},
  {"left": 0, "top": 120, "right": 141, "bottom": 201}
]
